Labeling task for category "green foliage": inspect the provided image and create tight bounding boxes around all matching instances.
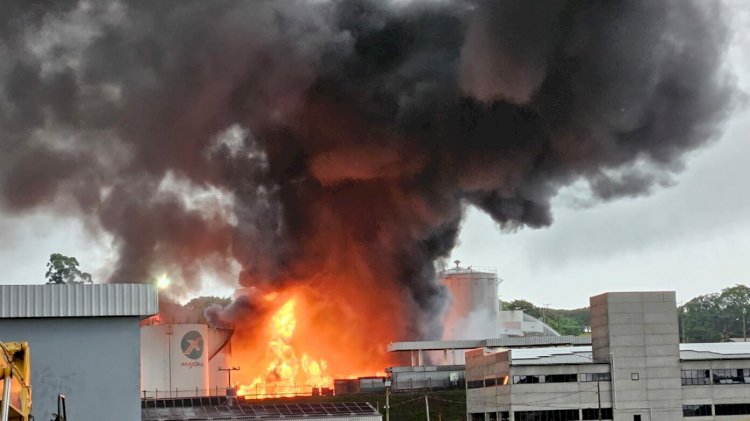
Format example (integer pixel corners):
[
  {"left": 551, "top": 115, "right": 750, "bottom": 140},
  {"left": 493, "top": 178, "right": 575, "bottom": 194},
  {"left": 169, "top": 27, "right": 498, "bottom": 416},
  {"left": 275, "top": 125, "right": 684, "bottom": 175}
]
[
  {"left": 184, "top": 296, "right": 232, "bottom": 322},
  {"left": 504, "top": 299, "right": 542, "bottom": 319},
  {"left": 503, "top": 299, "right": 590, "bottom": 336},
  {"left": 680, "top": 284, "right": 750, "bottom": 342},
  {"left": 547, "top": 314, "right": 586, "bottom": 336},
  {"left": 44, "top": 253, "right": 93, "bottom": 284}
]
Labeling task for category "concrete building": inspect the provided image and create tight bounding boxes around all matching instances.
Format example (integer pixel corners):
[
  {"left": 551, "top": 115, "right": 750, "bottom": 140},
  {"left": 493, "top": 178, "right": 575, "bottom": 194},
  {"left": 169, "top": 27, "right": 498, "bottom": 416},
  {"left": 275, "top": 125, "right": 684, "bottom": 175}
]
[
  {"left": 465, "top": 291, "right": 750, "bottom": 421},
  {"left": 386, "top": 336, "right": 591, "bottom": 392},
  {"left": 0, "top": 283, "right": 157, "bottom": 421}
]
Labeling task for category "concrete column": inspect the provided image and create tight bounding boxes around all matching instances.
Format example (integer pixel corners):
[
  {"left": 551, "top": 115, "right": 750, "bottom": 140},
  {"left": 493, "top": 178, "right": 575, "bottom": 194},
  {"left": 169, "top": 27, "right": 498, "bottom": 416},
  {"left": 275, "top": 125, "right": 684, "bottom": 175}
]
[
  {"left": 411, "top": 350, "right": 416, "bottom": 367},
  {"left": 418, "top": 349, "right": 424, "bottom": 366}
]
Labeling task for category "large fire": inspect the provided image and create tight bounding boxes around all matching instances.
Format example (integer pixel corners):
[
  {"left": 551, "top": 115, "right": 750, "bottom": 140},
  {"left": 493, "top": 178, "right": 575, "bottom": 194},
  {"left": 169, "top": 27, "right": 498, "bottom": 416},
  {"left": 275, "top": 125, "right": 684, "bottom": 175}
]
[
  {"left": 237, "top": 297, "right": 333, "bottom": 398},
  {"left": 232, "top": 286, "right": 391, "bottom": 399}
]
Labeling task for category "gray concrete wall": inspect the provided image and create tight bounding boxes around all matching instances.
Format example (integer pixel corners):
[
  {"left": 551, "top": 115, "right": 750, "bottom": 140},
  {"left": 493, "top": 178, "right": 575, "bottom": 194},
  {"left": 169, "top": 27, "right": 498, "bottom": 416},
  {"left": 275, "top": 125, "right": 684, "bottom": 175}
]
[
  {"left": 0, "top": 317, "right": 141, "bottom": 421},
  {"left": 591, "top": 291, "right": 683, "bottom": 421}
]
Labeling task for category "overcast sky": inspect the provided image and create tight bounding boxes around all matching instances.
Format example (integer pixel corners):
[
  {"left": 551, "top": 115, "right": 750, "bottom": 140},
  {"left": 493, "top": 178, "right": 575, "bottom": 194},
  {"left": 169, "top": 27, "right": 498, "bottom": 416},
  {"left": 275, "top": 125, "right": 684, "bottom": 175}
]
[{"left": 1, "top": 1, "right": 748, "bottom": 309}]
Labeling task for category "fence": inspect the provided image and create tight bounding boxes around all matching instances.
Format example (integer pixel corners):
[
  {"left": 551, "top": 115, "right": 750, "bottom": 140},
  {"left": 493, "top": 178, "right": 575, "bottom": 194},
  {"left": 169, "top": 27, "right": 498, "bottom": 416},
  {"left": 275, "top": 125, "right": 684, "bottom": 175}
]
[{"left": 141, "top": 384, "right": 330, "bottom": 400}]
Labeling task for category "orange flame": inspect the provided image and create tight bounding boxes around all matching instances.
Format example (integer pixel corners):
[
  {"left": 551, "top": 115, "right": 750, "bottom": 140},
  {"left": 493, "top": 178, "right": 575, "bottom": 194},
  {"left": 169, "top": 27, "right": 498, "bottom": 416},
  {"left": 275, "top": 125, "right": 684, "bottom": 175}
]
[
  {"left": 231, "top": 275, "right": 398, "bottom": 399},
  {"left": 237, "top": 295, "right": 333, "bottom": 398}
]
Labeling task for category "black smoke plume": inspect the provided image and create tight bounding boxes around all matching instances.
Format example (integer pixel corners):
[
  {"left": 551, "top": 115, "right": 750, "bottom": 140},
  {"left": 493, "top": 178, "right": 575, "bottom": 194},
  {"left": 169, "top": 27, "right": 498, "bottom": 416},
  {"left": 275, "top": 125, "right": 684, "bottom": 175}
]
[{"left": 0, "top": 0, "right": 736, "bottom": 340}]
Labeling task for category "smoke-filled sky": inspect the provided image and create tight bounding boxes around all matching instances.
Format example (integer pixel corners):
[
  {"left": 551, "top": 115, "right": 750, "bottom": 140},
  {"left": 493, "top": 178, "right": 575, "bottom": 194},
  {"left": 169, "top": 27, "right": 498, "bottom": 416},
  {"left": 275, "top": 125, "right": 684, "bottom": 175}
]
[{"left": 1, "top": 0, "right": 748, "bottom": 315}]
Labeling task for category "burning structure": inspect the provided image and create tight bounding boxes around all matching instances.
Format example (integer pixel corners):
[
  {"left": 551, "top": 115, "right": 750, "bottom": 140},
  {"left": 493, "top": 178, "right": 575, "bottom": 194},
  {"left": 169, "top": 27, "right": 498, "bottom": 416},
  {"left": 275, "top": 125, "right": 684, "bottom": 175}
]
[{"left": 0, "top": 0, "right": 737, "bottom": 398}]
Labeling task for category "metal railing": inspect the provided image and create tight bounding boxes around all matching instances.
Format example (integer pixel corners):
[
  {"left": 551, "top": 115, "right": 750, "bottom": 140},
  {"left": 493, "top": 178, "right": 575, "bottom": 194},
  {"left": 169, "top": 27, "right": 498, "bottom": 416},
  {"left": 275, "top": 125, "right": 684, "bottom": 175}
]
[{"left": 142, "top": 384, "right": 330, "bottom": 400}]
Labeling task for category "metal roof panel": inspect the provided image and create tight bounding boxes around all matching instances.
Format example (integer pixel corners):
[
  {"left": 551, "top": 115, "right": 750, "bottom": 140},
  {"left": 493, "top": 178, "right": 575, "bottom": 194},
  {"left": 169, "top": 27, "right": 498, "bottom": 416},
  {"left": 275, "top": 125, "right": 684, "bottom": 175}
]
[{"left": 0, "top": 284, "right": 158, "bottom": 318}]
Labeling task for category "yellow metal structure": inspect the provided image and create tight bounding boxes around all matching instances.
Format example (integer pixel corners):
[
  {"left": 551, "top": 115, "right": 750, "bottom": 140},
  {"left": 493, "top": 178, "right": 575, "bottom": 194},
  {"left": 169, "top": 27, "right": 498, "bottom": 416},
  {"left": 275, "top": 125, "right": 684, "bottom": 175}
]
[{"left": 0, "top": 342, "right": 31, "bottom": 421}]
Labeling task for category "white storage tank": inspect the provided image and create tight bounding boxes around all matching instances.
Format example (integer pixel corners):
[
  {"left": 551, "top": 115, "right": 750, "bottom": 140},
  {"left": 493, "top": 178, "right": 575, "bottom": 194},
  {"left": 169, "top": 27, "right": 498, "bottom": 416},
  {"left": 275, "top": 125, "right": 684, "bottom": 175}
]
[
  {"left": 441, "top": 263, "right": 500, "bottom": 340},
  {"left": 141, "top": 323, "right": 210, "bottom": 397}
]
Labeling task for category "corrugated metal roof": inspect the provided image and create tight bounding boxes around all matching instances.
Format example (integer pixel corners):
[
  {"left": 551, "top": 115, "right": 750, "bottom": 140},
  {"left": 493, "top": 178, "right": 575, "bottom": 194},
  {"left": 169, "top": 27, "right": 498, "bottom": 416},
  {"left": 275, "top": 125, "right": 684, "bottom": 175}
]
[
  {"left": 510, "top": 346, "right": 596, "bottom": 366},
  {"left": 0, "top": 284, "right": 158, "bottom": 318},
  {"left": 387, "top": 336, "right": 591, "bottom": 352},
  {"left": 679, "top": 343, "right": 750, "bottom": 360},
  {"left": 486, "top": 336, "right": 591, "bottom": 347}
]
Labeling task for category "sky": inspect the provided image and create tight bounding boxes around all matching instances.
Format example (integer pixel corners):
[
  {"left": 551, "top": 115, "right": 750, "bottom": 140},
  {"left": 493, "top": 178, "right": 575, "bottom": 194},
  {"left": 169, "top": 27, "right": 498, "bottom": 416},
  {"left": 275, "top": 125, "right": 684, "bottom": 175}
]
[{"left": 1, "top": 1, "right": 748, "bottom": 309}]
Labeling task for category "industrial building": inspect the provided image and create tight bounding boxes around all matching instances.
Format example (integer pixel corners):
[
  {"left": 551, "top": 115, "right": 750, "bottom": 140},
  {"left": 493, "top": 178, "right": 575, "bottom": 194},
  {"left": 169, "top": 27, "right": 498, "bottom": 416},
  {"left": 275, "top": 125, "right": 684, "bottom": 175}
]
[
  {"left": 465, "top": 291, "right": 750, "bottom": 421},
  {"left": 0, "top": 283, "right": 158, "bottom": 421},
  {"left": 140, "top": 321, "right": 233, "bottom": 397},
  {"left": 442, "top": 264, "right": 502, "bottom": 340}
]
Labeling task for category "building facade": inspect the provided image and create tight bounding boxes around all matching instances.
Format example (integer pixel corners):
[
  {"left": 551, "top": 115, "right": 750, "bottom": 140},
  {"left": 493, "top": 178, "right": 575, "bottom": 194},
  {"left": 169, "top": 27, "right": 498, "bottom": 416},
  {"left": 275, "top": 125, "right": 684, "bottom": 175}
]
[
  {"left": 0, "top": 283, "right": 157, "bottom": 421},
  {"left": 466, "top": 291, "right": 750, "bottom": 421}
]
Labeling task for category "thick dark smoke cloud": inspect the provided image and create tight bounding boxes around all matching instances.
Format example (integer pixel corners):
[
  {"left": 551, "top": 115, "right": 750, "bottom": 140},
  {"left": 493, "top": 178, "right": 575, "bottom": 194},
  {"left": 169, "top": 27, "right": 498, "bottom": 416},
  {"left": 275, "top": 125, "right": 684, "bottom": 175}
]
[{"left": 0, "top": 0, "right": 736, "bottom": 339}]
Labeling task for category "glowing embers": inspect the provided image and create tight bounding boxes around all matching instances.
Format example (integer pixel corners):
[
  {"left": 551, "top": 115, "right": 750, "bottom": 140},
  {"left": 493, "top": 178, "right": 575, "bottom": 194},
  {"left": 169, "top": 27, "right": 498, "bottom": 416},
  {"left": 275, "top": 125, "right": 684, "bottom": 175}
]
[{"left": 237, "top": 297, "right": 333, "bottom": 399}]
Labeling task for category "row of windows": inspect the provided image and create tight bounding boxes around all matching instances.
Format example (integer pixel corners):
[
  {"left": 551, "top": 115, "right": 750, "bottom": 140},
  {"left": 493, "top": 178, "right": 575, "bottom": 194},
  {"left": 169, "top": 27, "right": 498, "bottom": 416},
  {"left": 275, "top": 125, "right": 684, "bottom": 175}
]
[
  {"left": 581, "top": 408, "right": 613, "bottom": 420},
  {"left": 714, "top": 368, "right": 750, "bottom": 384},
  {"left": 513, "top": 374, "right": 579, "bottom": 384},
  {"left": 683, "top": 404, "right": 712, "bottom": 417},
  {"left": 681, "top": 368, "right": 750, "bottom": 385},
  {"left": 580, "top": 373, "right": 611, "bottom": 382},
  {"left": 469, "top": 373, "right": 610, "bottom": 388},
  {"left": 515, "top": 409, "right": 580, "bottom": 421},
  {"left": 716, "top": 403, "right": 750, "bottom": 416},
  {"left": 681, "top": 370, "right": 710, "bottom": 385},
  {"left": 471, "top": 409, "right": 613, "bottom": 421},
  {"left": 478, "top": 408, "right": 614, "bottom": 421},
  {"left": 513, "top": 373, "right": 609, "bottom": 385}
]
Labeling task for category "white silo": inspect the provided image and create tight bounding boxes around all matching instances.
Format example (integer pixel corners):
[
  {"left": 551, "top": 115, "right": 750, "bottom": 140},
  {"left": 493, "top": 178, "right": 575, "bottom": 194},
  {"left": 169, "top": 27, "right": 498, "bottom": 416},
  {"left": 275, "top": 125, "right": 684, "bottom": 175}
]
[
  {"left": 141, "top": 323, "right": 210, "bottom": 397},
  {"left": 441, "top": 262, "right": 500, "bottom": 340}
]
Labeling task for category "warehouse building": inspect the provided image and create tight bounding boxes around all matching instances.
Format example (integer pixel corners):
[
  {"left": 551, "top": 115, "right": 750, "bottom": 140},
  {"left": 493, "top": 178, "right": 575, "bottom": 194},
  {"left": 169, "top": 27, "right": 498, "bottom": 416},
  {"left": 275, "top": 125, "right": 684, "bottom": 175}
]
[
  {"left": 465, "top": 291, "right": 750, "bottom": 421},
  {"left": 0, "top": 283, "right": 157, "bottom": 421}
]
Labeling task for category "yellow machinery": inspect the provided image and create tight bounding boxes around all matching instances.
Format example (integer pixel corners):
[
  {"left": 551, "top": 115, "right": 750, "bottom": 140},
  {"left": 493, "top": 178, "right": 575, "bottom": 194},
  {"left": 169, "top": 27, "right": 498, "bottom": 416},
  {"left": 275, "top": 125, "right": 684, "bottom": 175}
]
[{"left": 0, "top": 342, "right": 31, "bottom": 421}]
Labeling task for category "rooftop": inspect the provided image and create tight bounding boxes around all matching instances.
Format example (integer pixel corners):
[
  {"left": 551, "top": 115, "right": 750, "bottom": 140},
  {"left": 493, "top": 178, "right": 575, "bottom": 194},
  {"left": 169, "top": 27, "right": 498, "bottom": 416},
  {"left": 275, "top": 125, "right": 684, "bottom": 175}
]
[
  {"left": 388, "top": 336, "right": 592, "bottom": 352},
  {"left": 491, "top": 342, "right": 750, "bottom": 366},
  {"left": 141, "top": 398, "right": 381, "bottom": 421},
  {"left": 0, "top": 283, "right": 158, "bottom": 319}
]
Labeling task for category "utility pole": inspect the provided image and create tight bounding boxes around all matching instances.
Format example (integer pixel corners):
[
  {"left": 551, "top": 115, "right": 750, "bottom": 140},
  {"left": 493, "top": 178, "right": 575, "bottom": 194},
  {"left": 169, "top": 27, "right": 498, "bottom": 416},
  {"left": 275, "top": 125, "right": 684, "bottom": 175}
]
[
  {"left": 385, "top": 379, "right": 391, "bottom": 421},
  {"left": 542, "top": 304, "right": 551, "bottom": 325},
  {"left": 425, "top": 395, "right": 430, "bottom": 421},
  {"left": 680, "top": 304, "right": 686, "bottom": 343},
  {"left": 218, "top": 367, "right": 241, "bottom": 395},
  {"left": 743, "top": 308, "right": 747, "bottom": 342},
  {"left": 597, "top": 380, "right": 602, "bottom": 421},
  {"left": 166, "top": 324, "right": 173, "bottom": 397}
]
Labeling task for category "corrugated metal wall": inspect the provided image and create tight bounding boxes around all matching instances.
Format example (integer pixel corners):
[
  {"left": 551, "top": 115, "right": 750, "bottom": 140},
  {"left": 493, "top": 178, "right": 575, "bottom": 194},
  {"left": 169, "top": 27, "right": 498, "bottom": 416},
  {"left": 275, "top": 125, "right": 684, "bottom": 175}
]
[{"left": 0, "top": 283, "right": 158, "bottom": 318}]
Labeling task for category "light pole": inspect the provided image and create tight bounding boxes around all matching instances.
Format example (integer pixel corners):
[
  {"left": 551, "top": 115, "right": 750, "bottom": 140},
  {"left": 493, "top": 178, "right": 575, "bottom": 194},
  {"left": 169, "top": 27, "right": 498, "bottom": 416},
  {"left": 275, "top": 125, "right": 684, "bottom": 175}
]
[{"left": 219, "top": 367, "right": 241, "bottom": 396}]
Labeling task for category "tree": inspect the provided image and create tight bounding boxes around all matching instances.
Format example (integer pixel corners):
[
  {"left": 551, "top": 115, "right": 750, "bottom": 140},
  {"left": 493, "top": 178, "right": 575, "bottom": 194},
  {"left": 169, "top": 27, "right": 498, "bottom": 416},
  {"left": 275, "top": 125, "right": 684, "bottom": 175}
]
[
  {"left": 184, "top": 295, "right": 231, "bottom": 321},
  {"left": 503, "top": 299, "right": 542, "bottom": 319},
  {"left": 45, "top": 253, "right": 93, "bottom": 284},
  {"left": 680, "top": 284, "right": 750, "bottom": 342}
]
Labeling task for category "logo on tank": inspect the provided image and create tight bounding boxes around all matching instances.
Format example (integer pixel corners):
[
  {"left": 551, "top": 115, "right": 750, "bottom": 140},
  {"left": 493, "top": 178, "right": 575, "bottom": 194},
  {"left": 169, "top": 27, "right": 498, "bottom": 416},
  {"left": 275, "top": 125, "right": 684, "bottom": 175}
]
[{"left": 181, "top": 330, "right": 204, "bottom": 360}]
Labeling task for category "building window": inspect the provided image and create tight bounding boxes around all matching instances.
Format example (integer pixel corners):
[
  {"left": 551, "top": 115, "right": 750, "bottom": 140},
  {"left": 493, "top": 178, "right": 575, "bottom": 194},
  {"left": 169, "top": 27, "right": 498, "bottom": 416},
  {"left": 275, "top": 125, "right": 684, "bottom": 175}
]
[
  {"left": 485, "top": 378, "right": 497, "bottom": 387},
  {"left": 467, "top": 380, "right": 484, "bottom": 389},
  {"left": 545, "top": 374, "right": 578, "bottom": 383},
  {"left": 633, "top": 416, "right": 641, "bottom": 421},
  {"left": 630, "top": 373, "right": 639, "bottom": 381},
  {"left": 683, "top": 404, "right": 712, "bottom": 416},
  {"left": 514, "top": 409, "right": 579, "bottom": 421},
  {"left": 681, "top": 370, "right": 710, "bottom": 385},
  {"left": 513, "top": 375, "right": 541, "bottom": 384},
  {"left": 500, "top": 412, "right": 509, "bottom": 421},
  {"left": 713, "top": 368, "right": 750, "bottom": 384},
  {"left": 715, "top": 403, "right": 750, "bottom": 415},
  {"left": 513, "top": 374, "right": 578, "bottom": 384},
  {"left": 488, "top": 412, "right": 497, "bottom": 421},
  {"left": 582, "top": 408, "right": 613, "bottom": 420},
  {"left": 470, "top": 413, "right": 484, "bottom": 421},
  {"left": 580, "top": 373, "right": 611, "bottom": 382}
]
